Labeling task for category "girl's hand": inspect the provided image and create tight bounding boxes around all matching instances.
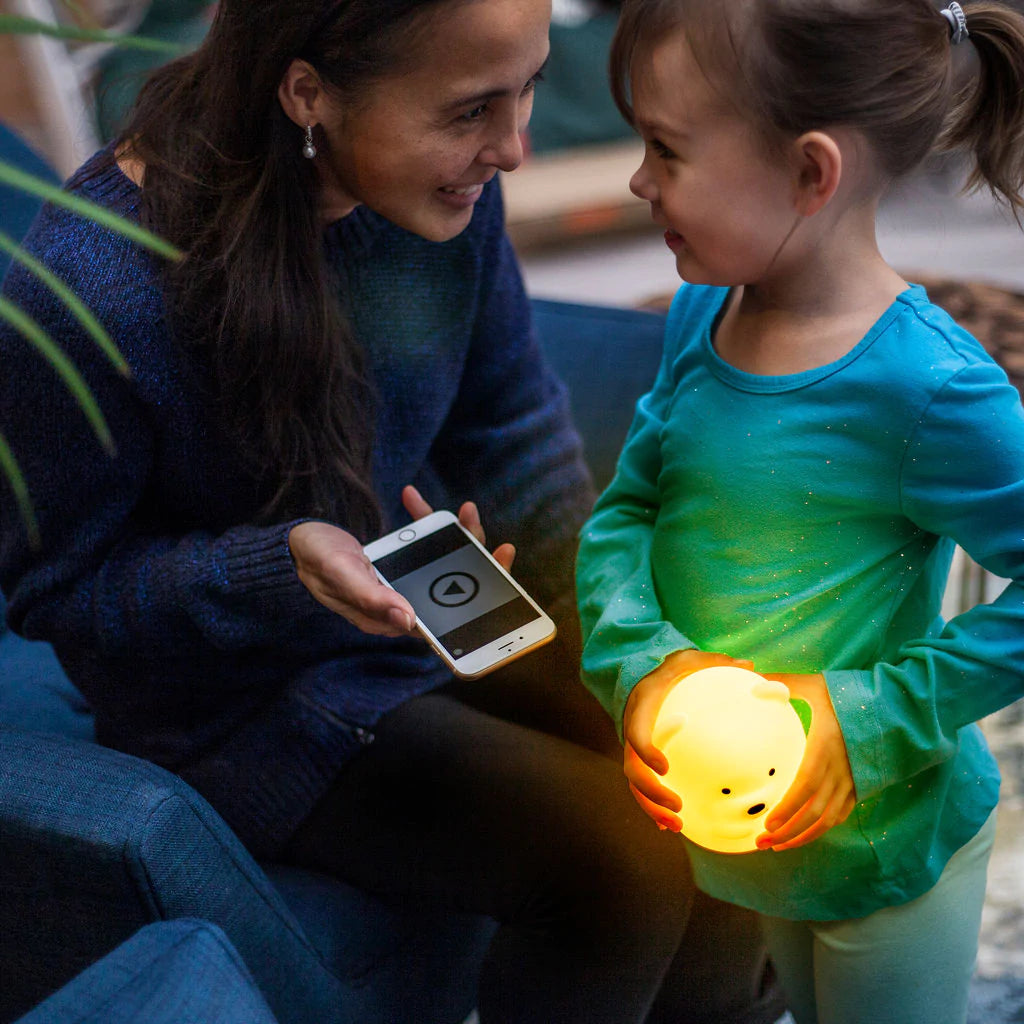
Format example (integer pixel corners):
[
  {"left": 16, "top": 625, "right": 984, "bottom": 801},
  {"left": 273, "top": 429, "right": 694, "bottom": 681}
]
[
  {"left": 623, "top": 648, "right": 755, "bottom": 831},
  {"left": 401, "top": 485, "right": 516, "bottom": 572},
  {"left": 756, "top": 672, "right": 856, "bottom": 851}
]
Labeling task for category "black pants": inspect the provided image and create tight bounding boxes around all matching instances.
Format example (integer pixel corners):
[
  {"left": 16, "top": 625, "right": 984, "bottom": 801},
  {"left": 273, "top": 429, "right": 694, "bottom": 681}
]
[{"left": 284, "top": 644, "right": 781, "bottom": 1024}]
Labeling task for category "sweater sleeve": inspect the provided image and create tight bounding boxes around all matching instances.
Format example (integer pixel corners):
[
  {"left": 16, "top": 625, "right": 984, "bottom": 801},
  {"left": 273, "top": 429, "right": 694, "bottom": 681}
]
[
  {"left": 576, "top": 290, "right": 698, "bottom": 732},
  {"left": 825, "top": 359, "right": 1024, "bottom": 800},
  {"left": 0, "top": 199, "right": 325, "bottom": 658},
  {"left": 430, "top": 181, "right": 595, "bottom": 637}
]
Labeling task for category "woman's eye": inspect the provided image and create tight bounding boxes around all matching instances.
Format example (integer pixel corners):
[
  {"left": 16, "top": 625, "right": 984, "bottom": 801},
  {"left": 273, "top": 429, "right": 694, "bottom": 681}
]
[
  {"left": 461, "top": 104, "right": 488, "bottom": 122},
  {"left": 523, "top": 69, "right": 544, "bottom": 95}
]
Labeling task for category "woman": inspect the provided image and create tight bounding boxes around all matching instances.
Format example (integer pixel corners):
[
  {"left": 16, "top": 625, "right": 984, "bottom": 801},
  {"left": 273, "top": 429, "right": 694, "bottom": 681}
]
[{"left": 0, "top": 1, "right": 780, "bottom": 1020}]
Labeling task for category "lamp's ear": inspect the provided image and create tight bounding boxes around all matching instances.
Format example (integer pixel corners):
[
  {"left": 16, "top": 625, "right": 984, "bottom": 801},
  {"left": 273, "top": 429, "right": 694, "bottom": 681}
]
[
  {"left": 790, "top": 130, "right": 842, "bottom": 217},
  {"left": 278, "top": 58, "right": 329, "bottom": 130},
  {"left": 753, "top": 679, "right": 791, "bottom": 703}
]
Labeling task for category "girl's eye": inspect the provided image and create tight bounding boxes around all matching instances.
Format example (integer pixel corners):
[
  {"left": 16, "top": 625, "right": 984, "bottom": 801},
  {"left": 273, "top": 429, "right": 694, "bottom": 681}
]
[
  {"left": 523, "top": 69, "right": 544, "bottom": 95},
  {"left": 650, "top": 138, "right": 676, "bottom": 159}
]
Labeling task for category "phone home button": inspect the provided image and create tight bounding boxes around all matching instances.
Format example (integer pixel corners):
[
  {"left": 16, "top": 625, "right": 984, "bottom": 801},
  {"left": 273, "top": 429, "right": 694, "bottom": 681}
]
[{"left": 398, "top": 529, "right": 417, "bottom": 542}]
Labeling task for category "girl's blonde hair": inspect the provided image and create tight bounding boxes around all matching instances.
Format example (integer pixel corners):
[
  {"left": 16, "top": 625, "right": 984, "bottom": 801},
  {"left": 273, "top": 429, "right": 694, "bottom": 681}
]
[{"left": 610, "top": 0, "right": 1024, "bottom": 217}]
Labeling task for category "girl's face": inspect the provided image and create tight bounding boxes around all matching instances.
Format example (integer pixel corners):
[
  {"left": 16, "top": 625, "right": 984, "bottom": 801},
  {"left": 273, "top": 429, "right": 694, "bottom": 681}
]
[
  {"left": 317, "top": 0, "right": 550, "bottom": 240},
  {"left": 628, "top": 30, "right": 801, "bottom": 288}
]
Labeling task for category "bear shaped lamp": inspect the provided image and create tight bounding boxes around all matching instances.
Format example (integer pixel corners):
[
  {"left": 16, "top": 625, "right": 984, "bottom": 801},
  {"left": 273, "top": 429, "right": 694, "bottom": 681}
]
[{"left": 651, "top": 666, "right": 808, "bottom": 854}]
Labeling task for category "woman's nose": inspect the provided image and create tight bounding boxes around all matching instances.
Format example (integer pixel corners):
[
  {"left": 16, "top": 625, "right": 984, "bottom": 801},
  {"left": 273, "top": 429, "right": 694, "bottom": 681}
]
[{"left": 481, "top": 125, "right": 525, "bottom": 173}]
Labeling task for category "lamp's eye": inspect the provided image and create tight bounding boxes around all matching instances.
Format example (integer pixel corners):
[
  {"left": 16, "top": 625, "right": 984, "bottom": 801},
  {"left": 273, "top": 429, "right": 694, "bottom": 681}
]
[
  {"left": 768, "top": 768, "right": 776, "bottom": 776},
  {"left": 721, "top": 787, "right": 731, "bottom": 794}
]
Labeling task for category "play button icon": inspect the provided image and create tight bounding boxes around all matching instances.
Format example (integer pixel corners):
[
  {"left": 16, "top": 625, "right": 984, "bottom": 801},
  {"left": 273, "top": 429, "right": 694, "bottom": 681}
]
[{"left": 429, "top": 571, "right": 479, "bottom": 607}]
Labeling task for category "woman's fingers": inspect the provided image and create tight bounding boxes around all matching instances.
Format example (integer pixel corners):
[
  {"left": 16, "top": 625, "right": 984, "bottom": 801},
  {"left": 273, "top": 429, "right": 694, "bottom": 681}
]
[
  {"left": 401, "top": 484, "right": 433, "bottom": 520},
  {"left": 290, "top": 521, "right": 416, "bottom": 635},
  {"left": 400, "top": 486, "right": 515, "bottom": 568},
  {"left": 491, "top": 542, "right": 516, "bottom": 571}
]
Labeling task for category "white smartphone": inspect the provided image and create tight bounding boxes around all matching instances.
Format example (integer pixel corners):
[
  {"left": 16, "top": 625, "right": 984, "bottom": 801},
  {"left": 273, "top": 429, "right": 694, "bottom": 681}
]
[{"left": 363, "top": 510, "right": 556, "bottom": 679}]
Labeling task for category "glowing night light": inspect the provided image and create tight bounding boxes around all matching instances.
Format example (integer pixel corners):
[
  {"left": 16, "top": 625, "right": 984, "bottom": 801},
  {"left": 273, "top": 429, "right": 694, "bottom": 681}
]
[{"left": 651, "top": 665, "right": 809, "bottom": 854}]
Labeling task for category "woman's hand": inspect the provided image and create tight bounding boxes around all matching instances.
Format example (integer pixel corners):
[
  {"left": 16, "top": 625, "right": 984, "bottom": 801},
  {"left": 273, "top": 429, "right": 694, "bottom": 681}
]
[
  {"left": 755, "top": 672, "right": 856, "bottom": 852},
  {"left": 401, "top": 485, "right": 515, "bottom": 571},
  {"left": 623, "top": 648, "right": 754, "bottom": 831},
  {"left": 289, "top": 520, "right": 416, "bottom": 636},
  {"left": 288, "top": 485, "right": 516, "bottom": 636}
]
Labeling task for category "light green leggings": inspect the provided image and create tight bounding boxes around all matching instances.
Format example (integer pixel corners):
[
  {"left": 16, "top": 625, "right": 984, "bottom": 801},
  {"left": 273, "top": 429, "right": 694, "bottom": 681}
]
[{"left": 760, "top": 812, "right": 996, "bottom": 1024}]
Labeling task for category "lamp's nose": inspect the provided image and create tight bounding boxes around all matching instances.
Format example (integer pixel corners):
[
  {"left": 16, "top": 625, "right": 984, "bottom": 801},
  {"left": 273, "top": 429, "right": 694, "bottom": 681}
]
[{"left": 747, "top": 803, "right": 766, "bottom": 816}]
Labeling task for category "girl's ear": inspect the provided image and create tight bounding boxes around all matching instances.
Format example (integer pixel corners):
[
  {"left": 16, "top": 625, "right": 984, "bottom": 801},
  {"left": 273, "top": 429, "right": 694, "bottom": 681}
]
[
  {"left": 278, "top": 59, "right": 328, "bottom": 129},
  {"left": 791, "top": 130, "right": 842, "bottom": 217}
]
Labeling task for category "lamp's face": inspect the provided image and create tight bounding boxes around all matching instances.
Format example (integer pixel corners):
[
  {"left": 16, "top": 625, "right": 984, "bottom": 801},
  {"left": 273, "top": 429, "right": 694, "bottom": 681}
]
[{"left": 652, "top": 666, "right": 808, "bottom": 854}]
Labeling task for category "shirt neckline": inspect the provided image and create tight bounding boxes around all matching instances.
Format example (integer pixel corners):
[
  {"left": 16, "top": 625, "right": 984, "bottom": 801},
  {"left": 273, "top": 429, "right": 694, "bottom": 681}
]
[{"left": 701, "top": 284, "right": 923, "bottom": 394}]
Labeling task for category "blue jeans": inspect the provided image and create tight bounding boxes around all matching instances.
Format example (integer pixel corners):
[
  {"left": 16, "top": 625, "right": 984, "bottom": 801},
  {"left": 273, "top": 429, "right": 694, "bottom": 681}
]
[{"left": 761, "top": 810, "right": 996, "bottom": 1024}]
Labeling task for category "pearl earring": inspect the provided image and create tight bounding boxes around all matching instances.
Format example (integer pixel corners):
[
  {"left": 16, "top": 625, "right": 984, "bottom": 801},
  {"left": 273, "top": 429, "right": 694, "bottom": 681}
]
[{"left": 302, "top": 124, "right": 317, "bottom": 159}]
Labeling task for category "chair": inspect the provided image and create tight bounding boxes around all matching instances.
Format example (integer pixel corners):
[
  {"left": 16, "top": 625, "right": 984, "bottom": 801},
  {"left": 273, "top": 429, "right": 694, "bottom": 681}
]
[
  {"left": 13, "top": 920, "right": 281, "bottom": 1024},
  {"left": 0, "top": 123, "right": 60, "bottom": 280}
]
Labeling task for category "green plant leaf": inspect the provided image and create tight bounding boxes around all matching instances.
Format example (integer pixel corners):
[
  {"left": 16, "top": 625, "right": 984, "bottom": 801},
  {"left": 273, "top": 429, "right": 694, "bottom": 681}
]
[
  {"left": 0, "top": 297, "right": 115, "bottom": 455},
  {"left": 0, "top": 161, "right": 181, "bottom": 261},
  {"left": 0, "top": 429, "right": 40, "bottom": 548},
  {"left": 0, "top": 231, "right": 130, "bottom": 378},
  {"left": 0, "top": 14, "right": 183, "bottom": 54}
]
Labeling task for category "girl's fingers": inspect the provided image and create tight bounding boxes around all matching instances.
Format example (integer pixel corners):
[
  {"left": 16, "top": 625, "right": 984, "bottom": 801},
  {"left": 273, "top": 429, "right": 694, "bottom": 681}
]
[
  {"left": 624, "top": 741, "right": 681, "bottom": 811},
  {"left": 629, "top": 782, "right": 682, "bottom": 832},
  {"left": 760, "top": 791, "right": 856, "bottom": 851}
]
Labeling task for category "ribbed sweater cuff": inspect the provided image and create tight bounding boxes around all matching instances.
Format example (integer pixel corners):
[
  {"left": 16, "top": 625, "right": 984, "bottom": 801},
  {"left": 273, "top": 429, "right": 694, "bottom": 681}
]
[{"left": 216, "top": 520, "right": 319, "bottom": 620}]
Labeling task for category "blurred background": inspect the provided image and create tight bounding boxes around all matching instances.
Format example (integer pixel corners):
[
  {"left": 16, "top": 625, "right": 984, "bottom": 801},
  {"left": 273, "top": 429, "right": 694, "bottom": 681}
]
[{"left": 1, "top": 0, "right": 1022, "bottom": 1017}]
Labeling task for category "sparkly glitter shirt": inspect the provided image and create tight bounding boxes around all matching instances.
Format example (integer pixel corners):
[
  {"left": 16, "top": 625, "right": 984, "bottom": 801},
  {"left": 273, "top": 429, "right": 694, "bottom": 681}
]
[{"left": 578, "top": 282, "right": 1024, "bottom": 920}]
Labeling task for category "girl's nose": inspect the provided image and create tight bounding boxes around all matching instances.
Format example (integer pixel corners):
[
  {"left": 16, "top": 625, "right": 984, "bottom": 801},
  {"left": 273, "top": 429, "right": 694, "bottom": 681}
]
[{"left": 630, "top": 163, "right": 655, "bottom": 202}]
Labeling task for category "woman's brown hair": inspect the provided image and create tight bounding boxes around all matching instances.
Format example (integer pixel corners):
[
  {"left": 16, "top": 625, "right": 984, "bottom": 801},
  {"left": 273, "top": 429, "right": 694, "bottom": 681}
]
[
  {"left": 115, "top": 0, "right": 459, "bottom": 538},
  {"left": 611, "top": 0, "right": 1024, "bottom": 217}
]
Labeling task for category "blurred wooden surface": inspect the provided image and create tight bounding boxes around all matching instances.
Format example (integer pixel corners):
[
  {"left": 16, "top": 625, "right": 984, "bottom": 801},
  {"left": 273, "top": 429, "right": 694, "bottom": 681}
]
[{"left": 0, "top": 32, "right": 41, "bottom": 143}]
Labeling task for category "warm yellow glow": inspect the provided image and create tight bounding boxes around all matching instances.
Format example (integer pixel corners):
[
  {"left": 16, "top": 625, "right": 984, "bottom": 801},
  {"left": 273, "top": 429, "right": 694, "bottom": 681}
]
[{"left": 652, "top": 666, "right": 808, "bottom": 854}]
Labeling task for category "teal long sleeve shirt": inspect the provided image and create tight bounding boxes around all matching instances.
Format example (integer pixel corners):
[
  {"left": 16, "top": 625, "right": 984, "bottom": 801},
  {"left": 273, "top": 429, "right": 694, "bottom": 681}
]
[{"left": 577, "top": 282, "right": 1024, "bottom": 920}]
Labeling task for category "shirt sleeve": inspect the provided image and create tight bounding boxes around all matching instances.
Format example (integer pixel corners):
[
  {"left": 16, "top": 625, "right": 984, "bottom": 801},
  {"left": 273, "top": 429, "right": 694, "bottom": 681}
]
[
  {"left": 576, "top": 290, "right": 698, "bottom": 731},
  {"left": 0, "top": 204, "right": 329, "bottom": 659},
  {"left": 825, "top": 359, "right": 1024, "bottom": 800}
]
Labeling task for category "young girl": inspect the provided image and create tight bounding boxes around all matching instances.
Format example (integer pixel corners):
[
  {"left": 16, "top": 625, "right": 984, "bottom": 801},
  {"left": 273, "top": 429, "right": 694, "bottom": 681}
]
[{"left": 576, "top": 1, "right": 1024, "bottom": 1021}]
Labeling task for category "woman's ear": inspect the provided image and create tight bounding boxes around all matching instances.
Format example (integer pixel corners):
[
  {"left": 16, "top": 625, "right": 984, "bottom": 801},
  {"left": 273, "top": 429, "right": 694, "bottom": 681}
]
[
  {"left": 791, "top": 130, "right": 842, "bottom": 217},
  {"left": 278, "top": 59, "right": 327, "bottom": 129}
]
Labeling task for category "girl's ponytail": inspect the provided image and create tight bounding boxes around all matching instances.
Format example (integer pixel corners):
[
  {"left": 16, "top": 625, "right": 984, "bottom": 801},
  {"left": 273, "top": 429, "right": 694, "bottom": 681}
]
[{"left": 940, "top": 2, "right": 1024, "bottom": 219}]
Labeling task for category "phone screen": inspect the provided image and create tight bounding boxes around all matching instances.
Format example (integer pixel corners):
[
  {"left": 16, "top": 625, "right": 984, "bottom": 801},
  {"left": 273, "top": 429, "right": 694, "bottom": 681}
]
[{"left": 371, "top": 524, "right": 540, "bottom": 658}]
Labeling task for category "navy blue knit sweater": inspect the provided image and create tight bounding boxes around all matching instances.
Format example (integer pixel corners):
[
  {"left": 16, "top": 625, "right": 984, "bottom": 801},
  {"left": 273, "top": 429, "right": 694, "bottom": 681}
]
[{"left": 0, "top": 151, "right": 593, "bottom": 857}]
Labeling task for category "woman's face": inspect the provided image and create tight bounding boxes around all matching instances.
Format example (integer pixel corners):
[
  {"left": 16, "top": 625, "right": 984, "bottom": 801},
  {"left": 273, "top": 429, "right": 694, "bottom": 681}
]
[{"left": 317, "top": 0, "right": 551, "bottom": 240}]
